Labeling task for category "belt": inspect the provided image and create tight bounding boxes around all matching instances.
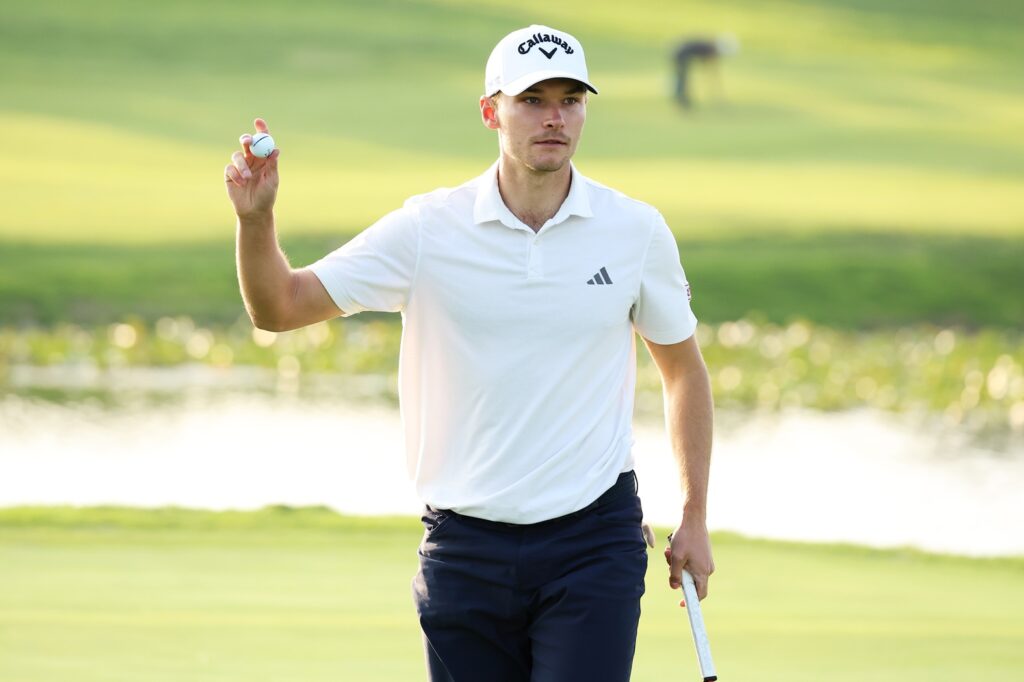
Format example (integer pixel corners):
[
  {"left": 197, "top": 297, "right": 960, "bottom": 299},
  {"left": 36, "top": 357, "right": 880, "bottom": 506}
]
[{"left": 428, "top": 471, "right": 637, "bottom": 529}]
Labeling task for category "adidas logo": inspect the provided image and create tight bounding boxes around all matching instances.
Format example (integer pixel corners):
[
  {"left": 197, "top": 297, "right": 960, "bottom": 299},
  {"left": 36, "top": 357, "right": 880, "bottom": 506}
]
[{"left": 587, "top": 267, "right": 613, "bottom": 285}]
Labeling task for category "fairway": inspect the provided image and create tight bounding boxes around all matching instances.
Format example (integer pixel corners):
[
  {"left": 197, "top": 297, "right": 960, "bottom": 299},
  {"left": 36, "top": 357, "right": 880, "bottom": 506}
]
[
  {"left": 1, "top": 0, "right": 1023, "bottom": 327},
  {"left": 1, "top": 507, "right": 1022, "bottom": 681}
]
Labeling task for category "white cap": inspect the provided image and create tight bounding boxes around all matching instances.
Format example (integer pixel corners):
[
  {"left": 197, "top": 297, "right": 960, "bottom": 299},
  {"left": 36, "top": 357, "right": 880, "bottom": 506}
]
[{"left": 484, "top": 25, "right": 598, "bottom": 97}]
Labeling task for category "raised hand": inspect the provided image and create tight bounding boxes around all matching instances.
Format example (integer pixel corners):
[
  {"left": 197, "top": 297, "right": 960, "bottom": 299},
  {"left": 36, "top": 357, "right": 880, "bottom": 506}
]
[{"left": 224, "top": 118, "right": 280, "bottom": 219}]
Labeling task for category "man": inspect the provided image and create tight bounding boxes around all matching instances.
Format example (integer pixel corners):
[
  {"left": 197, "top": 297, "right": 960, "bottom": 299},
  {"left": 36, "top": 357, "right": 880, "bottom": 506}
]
[
  {"left": 224, "top": 24, "right": 714, "bottom": 682},
  {"left": 672, "top": 34, "right": 739, "bottom": 108}
]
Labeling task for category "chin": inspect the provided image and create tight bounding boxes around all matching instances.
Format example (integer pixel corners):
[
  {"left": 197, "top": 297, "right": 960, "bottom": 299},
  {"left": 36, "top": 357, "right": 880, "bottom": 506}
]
[{"left": 528, "top": 156, "right": 570, "bottom": 173}]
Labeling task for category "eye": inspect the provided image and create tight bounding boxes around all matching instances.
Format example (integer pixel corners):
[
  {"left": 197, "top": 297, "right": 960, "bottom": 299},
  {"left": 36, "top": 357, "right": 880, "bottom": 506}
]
[
  {"left": 522, "top": 97, "right": 540, "bottom": 104},
  {"left": 563, "top": 97, "right": 580, "bottom": 105}
]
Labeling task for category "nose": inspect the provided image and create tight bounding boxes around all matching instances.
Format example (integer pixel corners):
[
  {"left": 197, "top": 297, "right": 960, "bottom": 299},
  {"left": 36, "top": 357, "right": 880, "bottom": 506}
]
[{"left": 543, "top": 105, "right": 565, "bottom": 129}]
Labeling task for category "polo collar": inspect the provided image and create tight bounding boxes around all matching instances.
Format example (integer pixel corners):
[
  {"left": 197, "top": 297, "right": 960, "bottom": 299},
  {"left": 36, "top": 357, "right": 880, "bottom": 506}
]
[{"left": 473, "top": 160, "right": 594, "bottom": 230}]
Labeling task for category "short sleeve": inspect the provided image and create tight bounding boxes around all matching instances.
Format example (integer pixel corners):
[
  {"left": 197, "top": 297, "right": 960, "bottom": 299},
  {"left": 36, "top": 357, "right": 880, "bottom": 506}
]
[
  {"left": 631, "top": 212, "right": 698, "bottom": 344},
  {"left": 307, "top": 206, "right": 420, "bottom": 317}
]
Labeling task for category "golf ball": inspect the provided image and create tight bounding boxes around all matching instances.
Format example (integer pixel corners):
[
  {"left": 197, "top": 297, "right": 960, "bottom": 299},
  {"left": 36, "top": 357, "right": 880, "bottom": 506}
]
[{"left": 250, "top": 133, "right": 275, "bottom": 158}]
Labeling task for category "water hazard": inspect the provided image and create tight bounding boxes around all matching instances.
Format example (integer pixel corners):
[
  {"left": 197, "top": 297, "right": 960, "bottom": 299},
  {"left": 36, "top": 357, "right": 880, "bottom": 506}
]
[{"left": 3, "top": 390, "right": 1021, "bottom": 557}]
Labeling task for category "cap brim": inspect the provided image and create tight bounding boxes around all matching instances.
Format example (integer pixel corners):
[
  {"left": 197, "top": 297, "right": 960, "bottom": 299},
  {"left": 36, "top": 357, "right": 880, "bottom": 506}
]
[{"left": 495, "top": 70, "right": 598, "bottom": 96}]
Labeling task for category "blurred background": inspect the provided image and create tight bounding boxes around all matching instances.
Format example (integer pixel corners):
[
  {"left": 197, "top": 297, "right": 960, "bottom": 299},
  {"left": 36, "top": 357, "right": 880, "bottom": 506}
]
[{"left": 1, "top": 0, "right": 1022, "bottom": 680}]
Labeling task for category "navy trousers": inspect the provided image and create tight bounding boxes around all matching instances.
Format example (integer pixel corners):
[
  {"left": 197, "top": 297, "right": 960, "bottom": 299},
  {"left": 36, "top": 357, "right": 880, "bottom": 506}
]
[{"left": 412, "top": 472, "right": 648, "bottom": 681}]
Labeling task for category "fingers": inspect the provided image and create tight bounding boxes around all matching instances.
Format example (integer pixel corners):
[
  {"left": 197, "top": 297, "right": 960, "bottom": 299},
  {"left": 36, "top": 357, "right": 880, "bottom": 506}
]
[
  {"left": 683, "top": 562, "right": 713, "bottom": 602},
  {"left": 667, "top": 551, "right": 711, "bottom": 601},
  {"left": 224, "top": 163, "right": 244, "bottom": 186},
  {"left": 238, "top": 118, "right": 273, "bottom": 158},
  {"left": 669, "top": 552, "right": 686, "bottom": 590},
  {"left": 230, "top": 151, "right": 252, "bottom": 183},
  {"left": 666, "top": 527, "right": 714, "bottom": 604},
  {"left": 666, "top": 531, "right": 685, "bottom": 589},
  {"left": 693, "top": 572, "right": 709, "bottom": 601},
  {"left": 694, "top": 559, "right": 716, "bottom": 601},
  {"left": 226, "top": 121, "right": 278, "bottom": 196}
]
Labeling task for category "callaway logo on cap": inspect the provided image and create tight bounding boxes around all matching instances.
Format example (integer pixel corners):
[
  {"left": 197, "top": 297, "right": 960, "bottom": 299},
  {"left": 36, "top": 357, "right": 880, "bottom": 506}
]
[{"left": 485, "top": 24, "right": 599, "bottom": 97}]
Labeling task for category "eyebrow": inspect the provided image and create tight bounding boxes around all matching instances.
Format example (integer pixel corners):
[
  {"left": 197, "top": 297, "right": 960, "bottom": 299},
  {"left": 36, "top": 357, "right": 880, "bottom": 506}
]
[{"left": 521, "top": 84, "right": 587, "bottom": 95}]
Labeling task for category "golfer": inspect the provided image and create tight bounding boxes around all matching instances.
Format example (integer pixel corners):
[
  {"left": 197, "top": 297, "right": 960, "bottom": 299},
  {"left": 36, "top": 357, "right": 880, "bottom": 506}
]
[{"left": 225, "top": 24, "right": 714, "bottom": 682}]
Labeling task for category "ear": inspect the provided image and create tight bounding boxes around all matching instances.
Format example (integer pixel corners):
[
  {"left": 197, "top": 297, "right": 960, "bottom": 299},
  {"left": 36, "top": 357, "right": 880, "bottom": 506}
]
[{"left": 480, "top": 95, "right": 500, "bottom": 130}]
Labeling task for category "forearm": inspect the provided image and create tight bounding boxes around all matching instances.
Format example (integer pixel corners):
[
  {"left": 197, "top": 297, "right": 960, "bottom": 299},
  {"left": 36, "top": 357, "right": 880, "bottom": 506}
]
[
  {"left": 236, "top": 211, "right": 295, "bottom": 331},
  {"left": 663, "top": 363, "right": 714, "bottom": 520}
]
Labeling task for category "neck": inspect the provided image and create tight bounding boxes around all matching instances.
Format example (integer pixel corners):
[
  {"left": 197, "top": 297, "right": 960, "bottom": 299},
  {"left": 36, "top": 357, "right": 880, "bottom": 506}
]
[{"left": 496, "top": 157, "right": 572, "bottom": 232}]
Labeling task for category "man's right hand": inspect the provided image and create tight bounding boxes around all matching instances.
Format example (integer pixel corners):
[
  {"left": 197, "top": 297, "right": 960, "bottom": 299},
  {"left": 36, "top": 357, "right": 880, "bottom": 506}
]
[{"left": 224, "top": 118, "right": 280, "bottom": 219}]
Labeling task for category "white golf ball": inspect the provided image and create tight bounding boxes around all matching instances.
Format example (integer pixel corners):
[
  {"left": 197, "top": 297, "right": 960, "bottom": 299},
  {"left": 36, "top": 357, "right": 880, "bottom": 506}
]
[{"left": 250, "top": 133, "right": 275, "bottom": 158}]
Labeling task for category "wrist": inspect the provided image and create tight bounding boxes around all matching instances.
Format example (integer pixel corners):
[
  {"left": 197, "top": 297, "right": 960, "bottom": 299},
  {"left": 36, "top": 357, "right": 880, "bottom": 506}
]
[
  {"left": 681, "top": 503, "right": 707, "bottom": 524},
  {"left": 237, "top": 210, "right": 274, "bottom": 228}
]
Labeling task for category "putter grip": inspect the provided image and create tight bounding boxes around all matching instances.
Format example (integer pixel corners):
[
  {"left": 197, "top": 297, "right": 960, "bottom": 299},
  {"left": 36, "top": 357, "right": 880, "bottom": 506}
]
[{"left": 682, "top": 570, "right": 718, "bottom": 681}]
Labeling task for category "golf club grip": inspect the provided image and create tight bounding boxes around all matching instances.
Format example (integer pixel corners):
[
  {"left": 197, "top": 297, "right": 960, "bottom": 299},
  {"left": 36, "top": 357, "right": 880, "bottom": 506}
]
[{"left": 682, "top": 570, "right": 717, "bottom": 681}]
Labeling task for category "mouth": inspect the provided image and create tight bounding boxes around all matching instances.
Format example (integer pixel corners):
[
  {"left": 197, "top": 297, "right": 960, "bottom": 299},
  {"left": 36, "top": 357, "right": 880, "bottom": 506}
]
[{"left": 534, "top": 139, "right": 569, "bottom": 146}]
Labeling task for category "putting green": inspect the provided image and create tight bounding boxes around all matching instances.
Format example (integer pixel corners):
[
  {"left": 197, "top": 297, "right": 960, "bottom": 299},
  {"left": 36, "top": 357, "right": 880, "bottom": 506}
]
[{"left": 1, "top": 507, "right": 1022, "bottom": 681}]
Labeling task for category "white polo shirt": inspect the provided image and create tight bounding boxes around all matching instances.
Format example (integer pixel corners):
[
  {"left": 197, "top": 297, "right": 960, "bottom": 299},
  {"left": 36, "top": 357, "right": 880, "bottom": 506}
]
[{"left": 309, "top": 161, "right": 697, "bottom": 523}]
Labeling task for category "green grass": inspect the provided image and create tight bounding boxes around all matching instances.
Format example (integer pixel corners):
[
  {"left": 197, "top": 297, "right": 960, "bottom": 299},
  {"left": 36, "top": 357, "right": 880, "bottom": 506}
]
[
  {"left": 2, "top": 231, "right": 1022, "bottom": 328},
  {"left": 1, "top": 0, "right": 1023, "bottom": 327},
  {"left": 1, "top": 506, "right": 1022, "bottom": 681}
]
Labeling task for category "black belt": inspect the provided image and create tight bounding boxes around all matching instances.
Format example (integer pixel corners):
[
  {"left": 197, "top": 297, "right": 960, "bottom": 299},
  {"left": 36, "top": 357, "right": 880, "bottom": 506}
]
[{"left": 428, "top": 470, "right": 637, "bottom": 529}]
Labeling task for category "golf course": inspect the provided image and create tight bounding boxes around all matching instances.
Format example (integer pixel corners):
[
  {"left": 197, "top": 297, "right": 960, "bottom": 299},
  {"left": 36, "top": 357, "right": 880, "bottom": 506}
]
[
  {"left": 1, "top": 0, "right": 1022, "bottom": 328},
  {"left": 2, "top": 0, "right": 1023, "bottom": 679},
  {"left": 2, "top": 507, "right": 1022, "bottom": 681}
]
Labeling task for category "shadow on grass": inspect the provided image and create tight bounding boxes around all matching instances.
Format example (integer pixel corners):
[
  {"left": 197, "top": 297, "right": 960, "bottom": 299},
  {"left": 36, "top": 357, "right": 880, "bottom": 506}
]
[
  {"left": 1, "top": 231, "right": 1021, "bottom": 329},
  {"left": 680, "top": 230, "right": 1024, "bottom": 329}
]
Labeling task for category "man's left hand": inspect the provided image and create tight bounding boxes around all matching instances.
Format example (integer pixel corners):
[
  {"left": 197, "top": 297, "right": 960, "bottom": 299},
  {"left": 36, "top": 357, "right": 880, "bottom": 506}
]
[{"left": 664, "top": 516, "right": 714, "bottom": 605}]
